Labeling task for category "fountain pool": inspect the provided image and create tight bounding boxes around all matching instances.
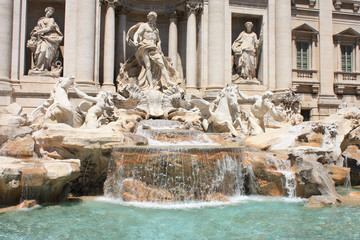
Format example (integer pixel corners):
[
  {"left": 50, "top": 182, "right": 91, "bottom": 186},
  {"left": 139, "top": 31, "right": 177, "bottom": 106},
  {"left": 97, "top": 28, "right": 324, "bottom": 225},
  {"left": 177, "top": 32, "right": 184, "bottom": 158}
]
[{"left": 1, "top": 197, "right": 359, "bottom": 239}]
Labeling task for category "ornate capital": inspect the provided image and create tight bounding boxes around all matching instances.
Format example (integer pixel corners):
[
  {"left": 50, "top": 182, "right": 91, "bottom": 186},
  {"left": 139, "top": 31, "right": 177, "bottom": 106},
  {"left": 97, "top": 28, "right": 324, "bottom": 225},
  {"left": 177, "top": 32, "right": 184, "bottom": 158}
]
[
  {"left": 116, "top": 6, "right": 130, "bottom": 15},
  {"left": 334, "top": 0, "right": 342, "bottom": 10},
  {"left": 186, "top": 2, "right": 203, "bottom": 14},
  {"left": 100, "top": 0, "right": 119, "bottom": 8},
  {"left": 166, "top": 10, "right": 179, "bottom": 19}
]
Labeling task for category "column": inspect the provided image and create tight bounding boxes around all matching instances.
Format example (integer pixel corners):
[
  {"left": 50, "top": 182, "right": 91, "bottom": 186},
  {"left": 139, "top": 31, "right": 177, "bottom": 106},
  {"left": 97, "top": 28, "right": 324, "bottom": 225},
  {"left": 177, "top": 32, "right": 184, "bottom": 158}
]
[
  {"left": 115, "top": 7, "right": 128, "bottom": 75},
  {"left": 186, "top": 4, "right": 198, "bottom": 90},
  {"left": 102, "top": 0, "right": 116, "bottom": 92},
  {"left": 64, "top": 0, "right": 78, "bottom": 77},
  {"left": 275, "top": 0, "right": 292, "bottom": 89},
  {"left": 356, "top": 42, "right": 360, "bottom": 72},
  {"left": 319, "top": 0, "right": 335, "bottom": 96},
  {"left": 0, "top": 0, "right": 13, "bottom": 81},
  {"left": 207, "top": 0, "right": 226, "bottom": 92},
  {"left": 76, "top": 0, "right": 97, "bottom": 85},
  {"left": 168, "top": 11, "right": 178, "bottom": 70}
]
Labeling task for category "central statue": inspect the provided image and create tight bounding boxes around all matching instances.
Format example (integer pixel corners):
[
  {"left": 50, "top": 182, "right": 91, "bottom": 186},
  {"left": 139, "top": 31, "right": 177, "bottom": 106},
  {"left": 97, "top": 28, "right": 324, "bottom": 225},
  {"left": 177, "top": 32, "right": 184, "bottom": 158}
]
[{"left": 121, "top": 11, "right": 182, "bottom": 92}]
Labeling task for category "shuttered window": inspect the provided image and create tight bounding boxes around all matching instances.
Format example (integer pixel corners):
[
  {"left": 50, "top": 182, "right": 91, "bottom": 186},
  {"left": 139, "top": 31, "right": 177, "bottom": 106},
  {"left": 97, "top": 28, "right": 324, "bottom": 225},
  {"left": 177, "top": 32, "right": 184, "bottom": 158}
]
[
  {"left": 296, "top": 42, "right": 309, "bottom": 70},
  {"left": 341, "top": 45, "right": 353, "bottom": 72}
]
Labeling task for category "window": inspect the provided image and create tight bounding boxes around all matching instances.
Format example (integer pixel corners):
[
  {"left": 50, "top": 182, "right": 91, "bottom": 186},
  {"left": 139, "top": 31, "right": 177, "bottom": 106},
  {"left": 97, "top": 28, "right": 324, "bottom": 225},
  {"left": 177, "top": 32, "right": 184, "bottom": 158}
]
[
  {"left": 296, "top": 42, "right": 309, "bottom": 70},
  {"left": 341, "top": 45, "right": 354, "bottom": 72}
]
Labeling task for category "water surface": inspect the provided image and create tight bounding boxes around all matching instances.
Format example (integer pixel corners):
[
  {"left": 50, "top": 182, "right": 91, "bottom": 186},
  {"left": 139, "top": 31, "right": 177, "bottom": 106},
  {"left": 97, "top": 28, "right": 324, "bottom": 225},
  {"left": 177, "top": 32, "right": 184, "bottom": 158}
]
[{"left": 1, "top": 196, "right": 359, "bottom": 240}]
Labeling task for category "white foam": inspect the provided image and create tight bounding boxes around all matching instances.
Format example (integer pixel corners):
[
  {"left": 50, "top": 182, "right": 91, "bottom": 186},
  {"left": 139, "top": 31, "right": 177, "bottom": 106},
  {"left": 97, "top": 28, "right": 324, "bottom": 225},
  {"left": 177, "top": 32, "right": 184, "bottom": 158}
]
[
  {"left": 96, "top": 195, "right": 306, "bottom": 210},
  {"left": 18, "top": 204, "right": 41, "bottom": 211}
]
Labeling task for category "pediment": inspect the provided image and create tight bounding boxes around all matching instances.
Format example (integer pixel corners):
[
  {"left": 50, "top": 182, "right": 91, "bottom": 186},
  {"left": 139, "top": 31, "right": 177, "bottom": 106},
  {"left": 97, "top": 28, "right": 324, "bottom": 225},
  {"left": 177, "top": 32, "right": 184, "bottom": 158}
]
[
  {"left": 334, "top": 28, "right": 360, "bottom": 39},
  {"left": 292, "top": 24, "right": 319, "bottom": 34}
]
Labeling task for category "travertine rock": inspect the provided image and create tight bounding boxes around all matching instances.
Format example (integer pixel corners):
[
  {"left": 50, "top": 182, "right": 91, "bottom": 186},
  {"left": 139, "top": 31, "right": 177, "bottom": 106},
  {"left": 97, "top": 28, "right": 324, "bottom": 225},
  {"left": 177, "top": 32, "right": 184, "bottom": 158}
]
[
  {"left": 330, "top": 165, "right": 350, "bottom": 185},
  {"left": 342, "top": 145, "right": 360, "bottom": 185},
  {"left": 0, "top": 156, "right": 80, "bottom": 205},
  {"left": 205, "top": 193, "right": 230, "bottom": 202},
  {"left": 290, "top": 147, "right": 341, "bottom": 201},
  {"left": 33, "top": 123, "right": 125, "bottom": 196},
  {"left": 306, "top": 195, "right": 339, "bottom": 207},
  {"left": 0, "top": 103, "right": 32, "bottom": 147},
  {"left": 122, "top": 178, "right": 173, "bottom": 202},
  {"left": 0, "top": 135, "right": 35, "bottom": 158}
]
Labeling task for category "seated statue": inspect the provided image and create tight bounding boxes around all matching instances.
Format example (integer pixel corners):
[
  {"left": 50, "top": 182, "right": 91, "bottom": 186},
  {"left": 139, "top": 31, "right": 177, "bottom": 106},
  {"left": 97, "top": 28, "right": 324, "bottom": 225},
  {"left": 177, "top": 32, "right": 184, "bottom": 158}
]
[
  {"left": 232, "top": 22, "right": 261, "bottom": 81},
  {"left": 237, "top": 90, "right": 285, "bottom": 135},
  {"left": 73, "top": 85, "right": 114, "bottom": 129},
  {"left": 28, "top": 76, "right": 84, "bottom": 127},
  {"left": 118, "top": 11, "right": 182, "bottom": 92},
  {"left": 26, "top": 7, "right": 63, "bottom": 77}
]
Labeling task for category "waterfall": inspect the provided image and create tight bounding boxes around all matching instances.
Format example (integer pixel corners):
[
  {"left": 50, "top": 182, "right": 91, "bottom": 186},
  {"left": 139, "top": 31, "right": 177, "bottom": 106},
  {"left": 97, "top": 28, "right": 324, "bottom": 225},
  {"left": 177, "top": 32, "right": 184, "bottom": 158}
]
[
  {"left": 20, "top": 170, "right": 41, "bottom": 202},
  {"left": 267, "top": 157, "right": 297, "bottom": 198},
  {"left": 343, "top": 156, "right": 352, "bottom": 191},
  {"left": 104, "top": 146, "right": 245, "bottom": 202}
]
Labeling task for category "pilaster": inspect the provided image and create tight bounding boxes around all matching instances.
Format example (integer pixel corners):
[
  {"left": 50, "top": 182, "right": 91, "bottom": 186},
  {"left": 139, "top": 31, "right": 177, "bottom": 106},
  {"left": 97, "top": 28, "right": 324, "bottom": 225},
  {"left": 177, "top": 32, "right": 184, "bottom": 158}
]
[
  {"left": 275, "top": 0, "right": 292, "bottom": 90},
  {"left": 76, "top": 0, "right": 97, "bottom": 87},
  {"left": 318, "top": 0, "right": 339, "bottom": 115},
  {"left": 207, "top": 0, "right": 226, "bottom": 95}
]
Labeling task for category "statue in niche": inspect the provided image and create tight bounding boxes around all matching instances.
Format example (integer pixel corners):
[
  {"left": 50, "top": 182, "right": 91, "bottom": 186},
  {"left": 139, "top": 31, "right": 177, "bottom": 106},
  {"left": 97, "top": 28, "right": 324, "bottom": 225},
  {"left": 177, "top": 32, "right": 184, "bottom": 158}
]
[
  {"left": 232, "top": 21, "right": 262, "bottom": 83},
  {"left": 73, "top": 85, "right": 114, "bottom": 129},
  {"left": 28, "top": 76, "right": 85, "bottom": 127},
  {"left": 118, "top": 11, "right": 182, "bottom": 92},
  {"left": 26, "top": 7, "right": 63, "bottom": 77}
]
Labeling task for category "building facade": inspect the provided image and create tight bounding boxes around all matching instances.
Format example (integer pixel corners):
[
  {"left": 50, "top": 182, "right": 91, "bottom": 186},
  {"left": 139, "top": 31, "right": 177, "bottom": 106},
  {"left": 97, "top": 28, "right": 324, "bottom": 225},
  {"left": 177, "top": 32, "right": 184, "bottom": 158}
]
[{"left": 1, "top": 0, "right": 360, "bottom": 120}]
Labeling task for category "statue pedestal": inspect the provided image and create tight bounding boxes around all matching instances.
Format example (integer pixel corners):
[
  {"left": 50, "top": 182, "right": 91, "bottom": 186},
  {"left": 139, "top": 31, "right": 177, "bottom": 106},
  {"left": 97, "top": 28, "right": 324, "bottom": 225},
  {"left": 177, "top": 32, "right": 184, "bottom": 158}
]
[
  {"left": 28, "top": 69, "right": 62, "bottom": 78},
  {"left": 232, "top": 74, "right": 261, "bottom": 85}
]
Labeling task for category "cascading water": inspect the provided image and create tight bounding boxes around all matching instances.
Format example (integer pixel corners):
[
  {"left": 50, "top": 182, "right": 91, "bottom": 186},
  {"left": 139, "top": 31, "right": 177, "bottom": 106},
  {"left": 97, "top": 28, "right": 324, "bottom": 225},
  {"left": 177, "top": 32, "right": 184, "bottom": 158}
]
[
  {"left": 103, "top": 120, "right": 253, "bottom": 202},
  {"left": 104, "top": 146, "right": 245, "bottom": 201},
  {"left": 343, "top": 156, "right": 352, "bottom": 191},
  {"left": 266, "top": 157, "right": 297, "bottom": 198}
]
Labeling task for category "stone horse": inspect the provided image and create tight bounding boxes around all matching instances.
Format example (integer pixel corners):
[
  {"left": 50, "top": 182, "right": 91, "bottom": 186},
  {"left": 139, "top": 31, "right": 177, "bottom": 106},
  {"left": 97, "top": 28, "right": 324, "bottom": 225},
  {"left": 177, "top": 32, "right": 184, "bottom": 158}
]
[{"left": 191, "top": 86, "right": 246, "bottom": 137}]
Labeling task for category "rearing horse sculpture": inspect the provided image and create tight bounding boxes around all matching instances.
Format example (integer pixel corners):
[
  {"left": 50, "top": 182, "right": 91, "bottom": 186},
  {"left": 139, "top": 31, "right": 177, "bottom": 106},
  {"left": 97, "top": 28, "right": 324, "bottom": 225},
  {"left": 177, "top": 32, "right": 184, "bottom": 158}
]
[{"left": 191, "top": 86, "right": 246, "bottom": 137}]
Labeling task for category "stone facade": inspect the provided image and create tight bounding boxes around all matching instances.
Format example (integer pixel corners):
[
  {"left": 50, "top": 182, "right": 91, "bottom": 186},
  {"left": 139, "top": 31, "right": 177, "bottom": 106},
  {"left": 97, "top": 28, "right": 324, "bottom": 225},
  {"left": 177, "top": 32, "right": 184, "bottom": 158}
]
[{"left": 1, "top": 0, "right": 360, "bottom": 120}]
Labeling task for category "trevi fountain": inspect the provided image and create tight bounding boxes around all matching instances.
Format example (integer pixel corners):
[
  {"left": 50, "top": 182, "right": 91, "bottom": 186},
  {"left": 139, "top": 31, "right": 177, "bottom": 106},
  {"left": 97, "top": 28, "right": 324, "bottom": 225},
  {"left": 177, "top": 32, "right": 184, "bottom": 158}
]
[{"left": 1, "top": 1, "right": 360, "bottom": 239}]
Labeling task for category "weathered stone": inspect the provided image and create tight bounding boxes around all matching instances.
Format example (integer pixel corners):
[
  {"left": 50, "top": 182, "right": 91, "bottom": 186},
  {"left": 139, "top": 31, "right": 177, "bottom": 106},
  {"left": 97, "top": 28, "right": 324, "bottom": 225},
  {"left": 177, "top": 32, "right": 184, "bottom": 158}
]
[
  {"left": 0, "top": 136, "right": 35, "bottom": 158},
  {"left": 330, "top": 165, "right": 350, "bottom": 185},
  {"left": 0, "top": 200, "right": 38, "bottom": 213},
  {"left": 33, "top": 123, "right": 125, "bottom": 196},
  {"left": 306, "top": 195, "right": 339, "bottom": 207},
  {"left": 122, "top": 178, "right": 173, "bottom": 202},
  {"left": 243, "top": 150, "right": 287, "bottom": 197},
  {"left": 290, "top": 147, "right": 341, "bottom": 200},
  {"left": 342, "top": 145, "right": 360, "bottom": 185},
  {"left": 0, "top": 104, "right": 32, "bottom": 147},
  {"left": 0, "top": 156, "right": 80, "bottom": 205},
  {"left": 205, "top": 193, "right": 230, "bottom": 202}
]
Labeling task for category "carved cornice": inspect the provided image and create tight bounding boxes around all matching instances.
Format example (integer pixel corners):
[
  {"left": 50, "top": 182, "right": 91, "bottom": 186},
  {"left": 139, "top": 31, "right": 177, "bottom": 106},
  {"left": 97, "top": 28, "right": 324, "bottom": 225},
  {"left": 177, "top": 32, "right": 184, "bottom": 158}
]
[{"left": 229, "top": 0, "right": 268, "bottom": 9}]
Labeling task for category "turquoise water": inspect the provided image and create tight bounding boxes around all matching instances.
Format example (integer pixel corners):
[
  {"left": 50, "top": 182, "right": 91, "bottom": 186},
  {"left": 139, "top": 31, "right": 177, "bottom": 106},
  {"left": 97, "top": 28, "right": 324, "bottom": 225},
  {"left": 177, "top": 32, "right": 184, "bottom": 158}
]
[{"left": 0, "top": 196, "right": 359, "bottom": 240}]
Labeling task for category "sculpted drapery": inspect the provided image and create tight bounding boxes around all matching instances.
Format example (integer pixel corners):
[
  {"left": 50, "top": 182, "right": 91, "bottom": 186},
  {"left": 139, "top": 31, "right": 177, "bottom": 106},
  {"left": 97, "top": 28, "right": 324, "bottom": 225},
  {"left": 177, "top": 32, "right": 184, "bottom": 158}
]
[{"left": 27, "top": 7, "right": 63, "bottom": 74}]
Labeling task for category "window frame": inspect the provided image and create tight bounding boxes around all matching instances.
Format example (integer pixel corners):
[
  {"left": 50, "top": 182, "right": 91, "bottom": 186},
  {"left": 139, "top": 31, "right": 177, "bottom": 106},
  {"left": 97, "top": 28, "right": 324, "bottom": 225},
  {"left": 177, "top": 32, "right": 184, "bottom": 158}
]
[
  {"left": 341, "top": 44, "right": 354, "bottom": 73},
  {"left": 296, "top": 41, "right": 310, "bottom": 70}
]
